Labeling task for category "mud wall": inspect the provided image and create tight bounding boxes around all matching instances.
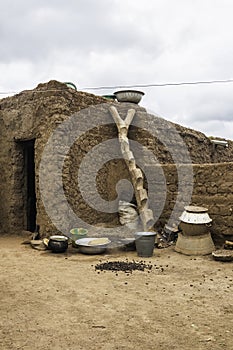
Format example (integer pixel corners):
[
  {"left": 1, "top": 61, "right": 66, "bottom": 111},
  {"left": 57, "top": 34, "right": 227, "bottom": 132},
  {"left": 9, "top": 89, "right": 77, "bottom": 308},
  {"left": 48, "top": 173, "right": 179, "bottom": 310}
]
[
  {"left": 0, "top": 81, "right": 108, "bottom": 234},
  {"left": 155, "top": 162, "right": 233, "bottom": 239},
  {"left": 0, "top": 80, "right": 233, "bottom": 238}
]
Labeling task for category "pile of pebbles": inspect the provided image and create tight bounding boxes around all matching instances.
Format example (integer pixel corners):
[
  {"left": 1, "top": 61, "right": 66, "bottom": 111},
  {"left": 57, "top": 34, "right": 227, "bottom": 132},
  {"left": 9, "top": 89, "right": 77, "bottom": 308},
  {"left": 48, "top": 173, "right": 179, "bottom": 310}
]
[{"left": 95, "top": 260, "right": 153, "bottom": 274}]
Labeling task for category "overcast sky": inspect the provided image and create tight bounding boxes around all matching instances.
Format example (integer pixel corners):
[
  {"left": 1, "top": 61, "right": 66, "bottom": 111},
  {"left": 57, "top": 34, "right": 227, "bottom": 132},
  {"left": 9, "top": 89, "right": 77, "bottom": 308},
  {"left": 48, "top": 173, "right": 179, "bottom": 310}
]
[{"left": 1, "top": 0, "right": 233, "bottom": 139}]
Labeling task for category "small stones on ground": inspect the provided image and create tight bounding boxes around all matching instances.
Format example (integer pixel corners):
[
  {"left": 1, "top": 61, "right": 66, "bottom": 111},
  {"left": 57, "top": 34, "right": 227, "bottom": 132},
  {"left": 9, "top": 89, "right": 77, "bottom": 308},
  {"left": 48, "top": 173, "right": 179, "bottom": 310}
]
[{"left": 94, "top": 260, "right": 153, "bottom": 273}]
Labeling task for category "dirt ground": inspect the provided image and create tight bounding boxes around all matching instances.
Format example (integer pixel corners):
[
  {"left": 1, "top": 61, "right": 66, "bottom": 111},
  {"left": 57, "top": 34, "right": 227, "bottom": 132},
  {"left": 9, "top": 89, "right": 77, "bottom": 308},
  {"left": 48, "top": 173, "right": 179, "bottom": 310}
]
[{"left": 0, "top": 235, "right": 232, "bottom": 350}]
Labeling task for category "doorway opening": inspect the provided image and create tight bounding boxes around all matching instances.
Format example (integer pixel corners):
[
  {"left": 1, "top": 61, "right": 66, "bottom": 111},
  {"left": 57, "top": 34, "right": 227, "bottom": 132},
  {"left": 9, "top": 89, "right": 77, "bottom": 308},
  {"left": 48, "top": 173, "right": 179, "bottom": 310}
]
[{"left": 22, "top": 140, "right": 37, "bottom": 232}]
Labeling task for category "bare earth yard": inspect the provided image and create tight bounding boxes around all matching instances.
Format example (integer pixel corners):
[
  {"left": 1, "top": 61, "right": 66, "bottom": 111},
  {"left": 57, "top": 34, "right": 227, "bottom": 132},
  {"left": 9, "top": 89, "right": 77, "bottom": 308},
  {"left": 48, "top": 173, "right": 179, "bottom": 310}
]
[{"left": 0, "top": 235, "right": 232, "bottom": 350}]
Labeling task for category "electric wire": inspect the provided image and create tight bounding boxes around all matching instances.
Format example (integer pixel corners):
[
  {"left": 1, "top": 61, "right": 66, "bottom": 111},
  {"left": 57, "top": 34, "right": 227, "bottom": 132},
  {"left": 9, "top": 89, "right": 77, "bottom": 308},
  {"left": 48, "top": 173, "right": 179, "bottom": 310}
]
[
  {"left": 81, "top": 78, "right": 233, "bottom": 90},
  {"left": 0, "top": 78, "right": 233, "bottom": 95}
]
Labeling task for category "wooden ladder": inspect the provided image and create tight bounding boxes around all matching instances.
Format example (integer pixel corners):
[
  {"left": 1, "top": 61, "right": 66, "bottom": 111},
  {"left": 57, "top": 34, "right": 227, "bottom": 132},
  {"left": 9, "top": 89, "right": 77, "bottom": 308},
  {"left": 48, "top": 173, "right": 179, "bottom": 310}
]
[{"left": 109, "top": 106, "right": 154, "bottom": 231}]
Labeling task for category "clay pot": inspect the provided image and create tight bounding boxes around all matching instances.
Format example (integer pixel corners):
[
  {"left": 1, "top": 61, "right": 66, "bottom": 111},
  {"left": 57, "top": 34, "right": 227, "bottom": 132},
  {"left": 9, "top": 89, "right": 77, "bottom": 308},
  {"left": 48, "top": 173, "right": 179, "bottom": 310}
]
[
  {"left": 179, "top": 206, "right": 212, "bottom": 236},
  {"left": 48, "top": 235, "right": 68, "bottom": 253},
  {"left": 175, "top": 205, "right": 215, "bottom": 255},
  {"left": 179, "top": 222, "right": 211, "bottom": 236},
  {"left": 175, "top": 233, "right": 215, "bottom": 255}
]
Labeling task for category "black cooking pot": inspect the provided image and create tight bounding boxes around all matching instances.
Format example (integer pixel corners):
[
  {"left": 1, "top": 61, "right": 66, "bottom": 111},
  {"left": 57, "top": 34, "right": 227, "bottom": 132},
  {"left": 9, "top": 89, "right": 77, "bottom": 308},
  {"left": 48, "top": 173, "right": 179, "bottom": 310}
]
[{"left": 48, "top": 235, "right": 69, "bottom": 253}]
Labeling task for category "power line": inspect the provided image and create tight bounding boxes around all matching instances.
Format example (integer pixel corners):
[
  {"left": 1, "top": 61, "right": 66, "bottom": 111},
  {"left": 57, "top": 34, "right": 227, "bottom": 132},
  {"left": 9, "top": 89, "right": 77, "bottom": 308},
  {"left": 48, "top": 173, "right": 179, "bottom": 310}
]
[
  {"left": 0, "top": 91, "right": 18, "bottom": 95},
  {"left": 0, "top": 78, "right": 233, "bottom": 95},
  {"left": 82, "top": 78, "right": 233, "bottom": 90}
]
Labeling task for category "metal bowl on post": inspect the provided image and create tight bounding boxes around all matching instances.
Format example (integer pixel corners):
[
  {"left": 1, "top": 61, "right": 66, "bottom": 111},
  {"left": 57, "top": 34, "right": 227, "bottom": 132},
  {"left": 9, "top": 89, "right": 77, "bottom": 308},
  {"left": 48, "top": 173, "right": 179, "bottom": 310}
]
[{"left": 114, "top": 90, "right": 144, "bottom": 104}]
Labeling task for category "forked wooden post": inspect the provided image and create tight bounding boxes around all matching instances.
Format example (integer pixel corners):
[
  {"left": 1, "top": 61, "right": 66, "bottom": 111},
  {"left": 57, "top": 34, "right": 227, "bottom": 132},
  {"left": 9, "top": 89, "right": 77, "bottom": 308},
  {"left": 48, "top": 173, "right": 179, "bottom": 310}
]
[{"left": 109, "top": 106, "right": 154, "bottom": 231}]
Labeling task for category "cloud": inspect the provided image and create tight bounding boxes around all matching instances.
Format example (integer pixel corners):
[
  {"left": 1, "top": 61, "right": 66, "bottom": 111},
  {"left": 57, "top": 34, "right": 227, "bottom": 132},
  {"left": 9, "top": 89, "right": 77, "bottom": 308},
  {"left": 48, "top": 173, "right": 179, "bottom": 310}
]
[
  {"left": 0, "top": 0, "right": 233, "bottom": 139},
  {"left": 1, "top": 0, "right": 162, "bottom": 62}
]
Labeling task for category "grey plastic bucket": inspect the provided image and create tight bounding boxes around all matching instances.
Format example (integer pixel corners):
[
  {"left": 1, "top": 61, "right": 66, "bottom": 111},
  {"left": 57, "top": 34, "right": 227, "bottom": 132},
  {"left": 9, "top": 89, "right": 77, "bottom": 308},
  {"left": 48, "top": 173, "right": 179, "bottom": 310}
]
[{"left": 135, "top": 232, "right": 156, "bottom": 257}]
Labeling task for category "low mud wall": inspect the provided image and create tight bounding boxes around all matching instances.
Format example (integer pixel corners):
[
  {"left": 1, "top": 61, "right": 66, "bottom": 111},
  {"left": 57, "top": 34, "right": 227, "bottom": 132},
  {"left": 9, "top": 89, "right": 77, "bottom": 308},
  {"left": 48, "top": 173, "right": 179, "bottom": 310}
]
[{"left": 156, "top": 162, "right": 233, "bottom": 239}]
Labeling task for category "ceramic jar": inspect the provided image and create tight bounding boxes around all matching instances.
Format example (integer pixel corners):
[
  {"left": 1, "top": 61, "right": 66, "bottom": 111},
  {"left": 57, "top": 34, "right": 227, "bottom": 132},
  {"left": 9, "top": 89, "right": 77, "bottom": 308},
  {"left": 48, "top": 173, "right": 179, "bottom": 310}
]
[{"left": 179, "top": 206, "right": 212, "bottom": 236}]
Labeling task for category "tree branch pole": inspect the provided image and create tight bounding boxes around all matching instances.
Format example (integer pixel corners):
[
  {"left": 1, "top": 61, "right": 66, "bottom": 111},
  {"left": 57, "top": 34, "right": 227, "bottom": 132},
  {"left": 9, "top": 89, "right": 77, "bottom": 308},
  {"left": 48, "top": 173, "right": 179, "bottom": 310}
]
[{"left": 109, "top": 106, "right": 154, "bottom": 231}]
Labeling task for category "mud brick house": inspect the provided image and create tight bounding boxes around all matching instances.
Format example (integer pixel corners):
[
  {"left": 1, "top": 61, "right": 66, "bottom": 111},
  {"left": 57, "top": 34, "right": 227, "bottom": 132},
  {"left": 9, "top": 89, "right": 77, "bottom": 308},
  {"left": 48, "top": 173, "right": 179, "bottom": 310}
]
[{"left": 0, "top": 80, "right": 232, "bottom": 240}]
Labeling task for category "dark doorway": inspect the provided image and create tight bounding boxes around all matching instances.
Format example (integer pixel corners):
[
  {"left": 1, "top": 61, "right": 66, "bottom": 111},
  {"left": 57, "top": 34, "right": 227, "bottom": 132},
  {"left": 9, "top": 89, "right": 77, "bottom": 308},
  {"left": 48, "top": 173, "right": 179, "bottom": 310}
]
[{"left": 23, "top": 140, "right": 37, "bottom": 232}]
